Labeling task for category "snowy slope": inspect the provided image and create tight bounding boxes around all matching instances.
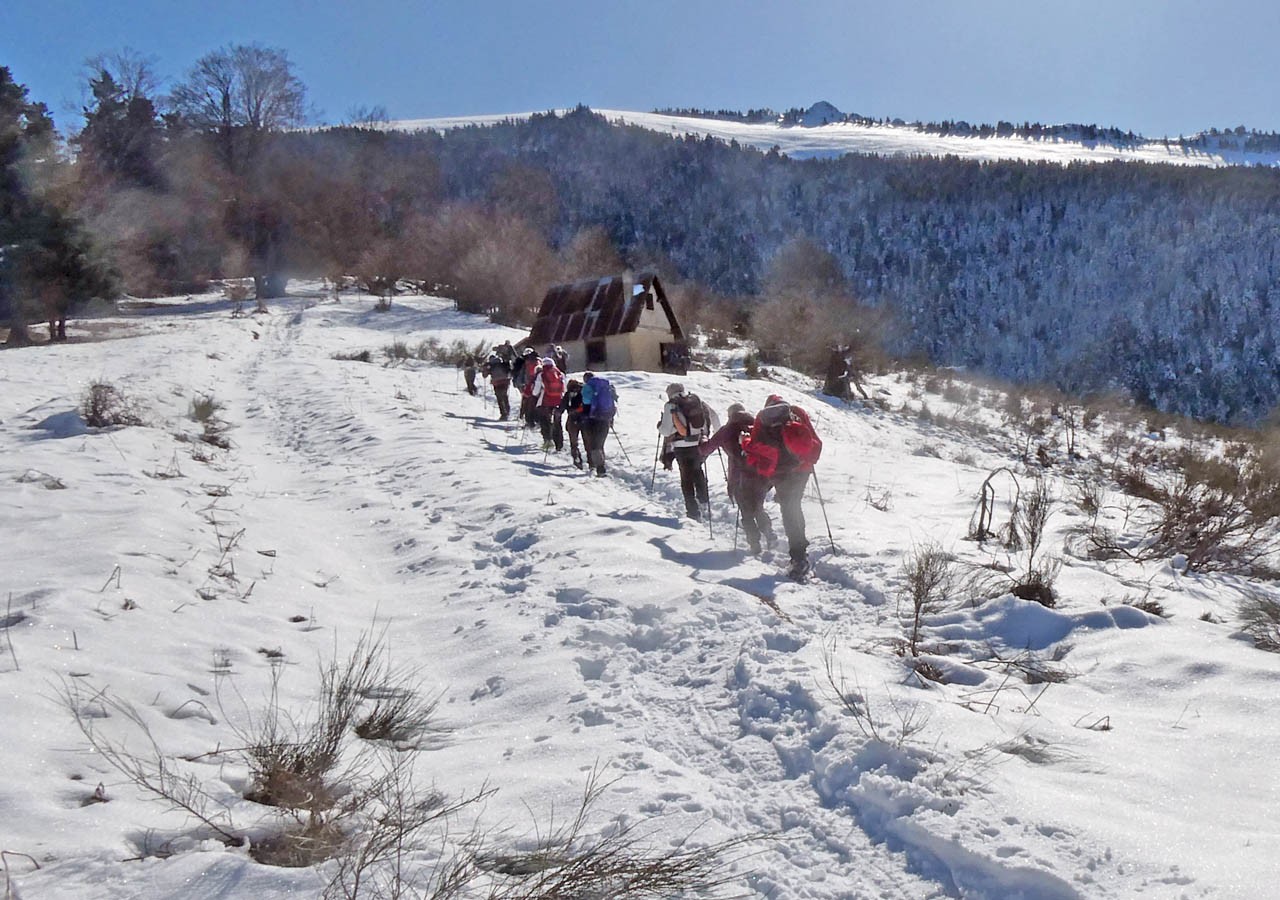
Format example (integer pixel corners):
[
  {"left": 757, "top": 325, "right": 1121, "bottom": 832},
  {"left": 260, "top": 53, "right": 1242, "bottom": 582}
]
[
  {"left": 386, "top": 109, "right": 1280, "bottom": 167},
  {"left": 2, "top": 289, "right": 1279, "bottom": 899}
]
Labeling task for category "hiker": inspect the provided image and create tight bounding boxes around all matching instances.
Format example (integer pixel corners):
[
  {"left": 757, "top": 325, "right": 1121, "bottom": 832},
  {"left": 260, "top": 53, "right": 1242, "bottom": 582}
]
[
  {"left": 497, "top": 340, "right": 517, "bottom": 369},
  {"left": 532, "top": 357, "right": 566, "bottom": 451},
  {"left": 657, "top": 383, "right": 719, "bottom": 521},
  {"left": 551, "top": 344, "right": 569, "bottom": 373},
  {"left": 461, "top": 354, "right": 478, "bottom": 396},
  {"left": 484, "top": 347, "right": 513, "bottom": 420},
  {"left": 700, "top": 402, "right": 776, "bottom": 555},
  {"left": 562, "top": 377, "right": 587, "bottom": 468},
  {"left": 741, "top": 394, "right": 823, "bottom": 580},
  {"left": 823, "top": 345, "right": 850, "bottom": 400},
  {"left": 581, "top": 371, "right": 617, "bottom": 476},
  {"left": 514, "top": 347, "right": 540, "bottom": 427}
]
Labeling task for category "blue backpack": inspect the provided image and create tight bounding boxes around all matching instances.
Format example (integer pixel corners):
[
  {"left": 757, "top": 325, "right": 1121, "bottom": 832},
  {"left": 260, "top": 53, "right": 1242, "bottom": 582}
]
[{"left": 587, "top": 377, "right": 616, "bottom": 421}]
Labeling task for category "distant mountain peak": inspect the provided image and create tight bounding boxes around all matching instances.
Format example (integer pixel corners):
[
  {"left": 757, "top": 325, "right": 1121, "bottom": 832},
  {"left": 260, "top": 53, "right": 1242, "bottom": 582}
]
[{"left": 800, "top": 101, "right": 844, "bottom": 127}]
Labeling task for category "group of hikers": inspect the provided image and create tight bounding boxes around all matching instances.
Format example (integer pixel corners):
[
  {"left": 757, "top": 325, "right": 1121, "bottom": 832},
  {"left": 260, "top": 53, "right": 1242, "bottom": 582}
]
[
  {"left": 658, "top": 384, "right": 823, "bottom": 580},
  {"left": 464, "top": 340, "right": 823, "bottom": 581},
  {"left": 470, "top": 340, "right": 618, "bottom": 476}
]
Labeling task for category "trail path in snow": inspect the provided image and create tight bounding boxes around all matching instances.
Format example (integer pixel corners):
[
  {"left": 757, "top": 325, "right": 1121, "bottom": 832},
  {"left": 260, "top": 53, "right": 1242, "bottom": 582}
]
[{"left": 218, "top": 298, "right": 1096, "bottom": 899}]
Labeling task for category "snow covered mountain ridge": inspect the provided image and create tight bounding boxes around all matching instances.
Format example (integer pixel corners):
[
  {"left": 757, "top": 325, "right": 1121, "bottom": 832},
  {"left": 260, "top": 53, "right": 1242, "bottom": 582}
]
[{"left": 385, "top": 102, "right": 1280, "bottom": 168}]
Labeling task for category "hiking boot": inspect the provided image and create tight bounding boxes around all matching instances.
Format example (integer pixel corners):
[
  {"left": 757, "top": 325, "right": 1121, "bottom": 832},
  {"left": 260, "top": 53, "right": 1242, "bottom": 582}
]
[
  {"left": 747, "top": 542, "right": 762, "bottom": 557},
  {"left": 572, "top": 455, "right": 583, "bottom": 469},
  {"left": 788, "top": 558, "right": 811, "bottom": 581},
  {"left": 541, "top": 440, "right": 553, "bottom": 451}
]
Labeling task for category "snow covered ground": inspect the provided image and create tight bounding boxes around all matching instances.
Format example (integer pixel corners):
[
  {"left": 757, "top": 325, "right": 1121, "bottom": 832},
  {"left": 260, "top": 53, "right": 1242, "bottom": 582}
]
[
  {"left": 3, "top": 288, "right": 1279, "bottom": 898},
  {"left": 388, "top": 109, "right": 1280, "bottom": 168}
]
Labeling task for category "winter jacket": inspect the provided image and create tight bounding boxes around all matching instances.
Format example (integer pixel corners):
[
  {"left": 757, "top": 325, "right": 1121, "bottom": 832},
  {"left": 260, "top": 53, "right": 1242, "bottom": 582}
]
[
  {"left": 533, "top": 364, "right": 565, "bottom": 408},
  {"left": 561, "top": 383, "right": 585, "bottom": 422}
]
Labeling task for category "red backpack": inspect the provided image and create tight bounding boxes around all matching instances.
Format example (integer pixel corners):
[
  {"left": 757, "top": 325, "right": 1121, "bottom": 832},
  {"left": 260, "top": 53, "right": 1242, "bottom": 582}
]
[
  {"left": 539, "top": 365, "right": 564, "bottom": 406},
  {"left": 741, "top": 402, "right": 822, "bottom": 477}
]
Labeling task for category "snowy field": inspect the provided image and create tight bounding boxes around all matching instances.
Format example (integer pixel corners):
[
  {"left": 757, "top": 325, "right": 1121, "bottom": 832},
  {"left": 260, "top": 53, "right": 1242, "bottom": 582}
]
[
  {"left": 388, "top": 109, "right": 1280, "bottom": 167},
  {"left": 2, "top": 288, "right": 1279, "bottom": 899}
]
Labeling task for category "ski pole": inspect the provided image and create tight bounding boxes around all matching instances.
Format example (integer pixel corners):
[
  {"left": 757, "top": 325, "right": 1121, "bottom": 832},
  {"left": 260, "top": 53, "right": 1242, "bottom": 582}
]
[
  {"left": 811, "top": 469, "right": 837, "bottom": 553},
  {"left": 702, "top": 461, "right": 713, "bottom": 539},
  {"left": 649, "top": 436, "right": 662, "bottom": 491},
  {"left": 610, "top": 424, "right": 633, "bottom": 465}
]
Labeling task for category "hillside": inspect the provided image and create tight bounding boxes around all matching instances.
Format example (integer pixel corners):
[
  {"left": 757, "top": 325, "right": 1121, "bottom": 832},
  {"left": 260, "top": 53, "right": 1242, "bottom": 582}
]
[
  {"left": 390, "top": 106, "right": 1280, "bottom": 167},
  {"left": 2, "top": 289, "right": 1280, "bottom": 899}
]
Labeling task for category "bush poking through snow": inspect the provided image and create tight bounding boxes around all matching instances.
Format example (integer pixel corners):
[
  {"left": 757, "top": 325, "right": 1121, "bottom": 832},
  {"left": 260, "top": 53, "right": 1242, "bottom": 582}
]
[
  {"left": 1012, "top": 477, "right": 1060, "bottom": 607},
  {"left": 354, "top": 680, "right": 445, "bottom": 748},
  {"left": 190, "top": 393, "right": 231, "bottom": 449},
  {"left": 966, "top": 467, "right": 1022, "bottom": 548},
  {"left": 82, "top": 381, "right": 144, "bottom": 428},
  {"left": 474, "top": 766, "right": 745, "bottom": 900},
  {"left": 1239, "top": 590, "right": 1280, "bottom": 652},
  {"left": 898, "top": 543, "right": 955, "bottom": 657},
  {"left": 822, "top": 644, "right": 930, "bottom": 747},
  {"left": 1136, "top": 444, "right": 1280, "bottom": 573}
]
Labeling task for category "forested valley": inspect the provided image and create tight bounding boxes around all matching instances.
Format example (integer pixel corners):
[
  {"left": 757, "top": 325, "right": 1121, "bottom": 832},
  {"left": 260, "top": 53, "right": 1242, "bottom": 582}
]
[{"left": 6, "top": 53, "right": 1280, "bottom": 424}]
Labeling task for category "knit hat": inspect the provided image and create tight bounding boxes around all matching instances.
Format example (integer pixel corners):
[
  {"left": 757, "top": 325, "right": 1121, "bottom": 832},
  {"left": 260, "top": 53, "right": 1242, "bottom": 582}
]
[
  {"left": 541, "top": 357, "right": 555, "bottom": 367},
  {"left": 727, "top": 402, "right": 746, "bottom": 418},
  {"left": 666, "top": 383, "right": 685, "bottom": 399},
  {"left": 765, "top": 394, "right": 785, "bottom": 406}
]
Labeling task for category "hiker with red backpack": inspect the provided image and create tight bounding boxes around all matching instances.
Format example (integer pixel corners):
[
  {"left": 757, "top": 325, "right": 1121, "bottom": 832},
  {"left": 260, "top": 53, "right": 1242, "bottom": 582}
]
[
  {"left": 700, "top": 402, "right": 777, "bottom": 556},
  {"left": 532, "top": 357, "right": 566, "bottom": 451},
  {"left": 658, "top": 383, "right": 720, "bottom": 521},
  {"left": 740, "top": 394, "right": 824, "bottom": 580}
]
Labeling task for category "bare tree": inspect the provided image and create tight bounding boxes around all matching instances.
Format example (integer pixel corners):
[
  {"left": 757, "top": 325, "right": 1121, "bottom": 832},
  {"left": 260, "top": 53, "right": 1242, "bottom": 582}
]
[
  {"left": 81, "top": 47, "right": 161, "bottom": 105},
  {"left": 170, "top": 43, "right": 306, "bottom": 173},
  {"left": 169, "top": 45, "right": 307, "bottom": 303}
]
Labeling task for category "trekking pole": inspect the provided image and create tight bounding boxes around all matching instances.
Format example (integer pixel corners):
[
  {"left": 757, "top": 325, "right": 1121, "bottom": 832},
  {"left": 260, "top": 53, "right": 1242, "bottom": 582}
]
[
  {"left": 649, "top": 436, "right": 662, "bottom": 492},
  {"left": 733, "top": 506, "right": 740, "bottom": 554},
  {"left": 702, "top": 462, "right": 713, "bottom": 539},
  {"left": 610, "top": 424, "right": 633, "bottom": 465},
  {"left": 811, "top": 469, "right": 837, "bottom": 553}
]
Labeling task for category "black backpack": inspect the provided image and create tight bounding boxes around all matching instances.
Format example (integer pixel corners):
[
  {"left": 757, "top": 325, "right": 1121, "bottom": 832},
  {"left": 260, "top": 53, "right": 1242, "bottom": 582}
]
[{"left": 674, "top": 393, "right": 707, "bottom": 436}]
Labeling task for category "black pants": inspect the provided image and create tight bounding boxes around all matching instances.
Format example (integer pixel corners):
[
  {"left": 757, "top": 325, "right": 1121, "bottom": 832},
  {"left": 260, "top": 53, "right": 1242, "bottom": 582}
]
[
  {"left": 566, "top": 416, "right": 583, "bottom": 462},
  {"left": 538, "top": 406, "right": 564, "bottom": 449},
  {"left": 732, "top": 471, "right": 775, "bottom": 552},
  {"left": 673, "top": 445, "right": 709, "bottom": 519},
  {"left": 773, "top": 470, "right": 810, "bottom": 563},
  {"left": 492, "top": 380, "right": 510, "bottom": 419},
  {"left": 582, "top": 418, "right": 611, "bottom": 474}
]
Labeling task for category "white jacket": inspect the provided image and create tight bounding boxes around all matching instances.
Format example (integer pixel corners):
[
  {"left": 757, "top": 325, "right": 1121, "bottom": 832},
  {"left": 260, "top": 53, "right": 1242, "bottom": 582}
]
[{"left": 658, "top": 393, "right": 720, "bottom": 448}]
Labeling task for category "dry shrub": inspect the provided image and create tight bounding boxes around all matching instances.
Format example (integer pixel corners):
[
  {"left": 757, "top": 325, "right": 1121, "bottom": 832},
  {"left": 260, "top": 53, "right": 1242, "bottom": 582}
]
[
  {"left": 1239, "top": 590, "right": 1280, "bottom": 652},
  {"left": 898, "top": 543, "right": 955, "bottom": 656},
  {"left": 1138, "top": 442, "right": 1280, "bottom": 573},
  {"left": 82, "top": 381, "right": 145, "bottom": 428}
]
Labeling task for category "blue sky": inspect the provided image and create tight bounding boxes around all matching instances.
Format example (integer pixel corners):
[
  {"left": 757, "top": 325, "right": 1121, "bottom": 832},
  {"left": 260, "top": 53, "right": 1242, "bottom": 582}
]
[{"left": 3, "top": 0, "right": 1279, "bottom": 138}]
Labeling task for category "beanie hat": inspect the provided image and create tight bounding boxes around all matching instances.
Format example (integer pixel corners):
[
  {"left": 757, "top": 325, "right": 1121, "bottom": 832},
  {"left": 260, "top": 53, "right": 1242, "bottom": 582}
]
[
  {"left": 542, "top": 357, "right": 555, "bottom": 366},
  {"left": 765, "top": 394, "right": 785, "bottom": 405},
  {"left": 727, "top": 402, "right": 746, "bottom": 418},
  {"left": 666, "top": 383, "right": 685, "bottom": 399}
]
